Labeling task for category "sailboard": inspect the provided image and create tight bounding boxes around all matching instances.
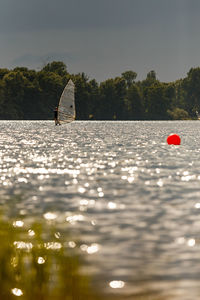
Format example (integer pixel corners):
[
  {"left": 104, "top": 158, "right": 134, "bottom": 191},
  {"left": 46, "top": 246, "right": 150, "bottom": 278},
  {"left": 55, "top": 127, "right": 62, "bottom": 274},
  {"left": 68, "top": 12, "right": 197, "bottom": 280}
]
[{"left": 57, "top": 79, "right": 75, "bottom": 124}]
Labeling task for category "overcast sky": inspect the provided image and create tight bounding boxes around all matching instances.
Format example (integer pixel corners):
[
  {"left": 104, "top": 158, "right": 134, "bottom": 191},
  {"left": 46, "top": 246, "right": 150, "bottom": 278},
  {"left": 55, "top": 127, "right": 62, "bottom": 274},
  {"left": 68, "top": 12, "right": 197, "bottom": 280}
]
[{"left": 1, "top": 0, "right": 200, "bottom": 82}]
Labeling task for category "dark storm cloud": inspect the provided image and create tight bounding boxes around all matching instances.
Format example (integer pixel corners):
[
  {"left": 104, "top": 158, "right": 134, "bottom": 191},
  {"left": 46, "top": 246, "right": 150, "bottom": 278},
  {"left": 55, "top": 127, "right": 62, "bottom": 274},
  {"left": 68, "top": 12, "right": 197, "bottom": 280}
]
[
  {"left": 1, "top": 0, "right": 197, "bottom": 33},
  {"left": 2, "top": 0, "right": 200, "bottom": 82},
  {"left": 1, "top": 0, "right": 135, "bottom": 32}
]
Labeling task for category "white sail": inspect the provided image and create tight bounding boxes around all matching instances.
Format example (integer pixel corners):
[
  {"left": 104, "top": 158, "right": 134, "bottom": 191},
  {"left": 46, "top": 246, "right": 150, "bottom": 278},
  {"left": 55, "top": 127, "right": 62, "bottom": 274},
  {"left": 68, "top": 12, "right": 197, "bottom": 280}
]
[{"left": 58, "top": 79, "right": 75, "bottom": 124}]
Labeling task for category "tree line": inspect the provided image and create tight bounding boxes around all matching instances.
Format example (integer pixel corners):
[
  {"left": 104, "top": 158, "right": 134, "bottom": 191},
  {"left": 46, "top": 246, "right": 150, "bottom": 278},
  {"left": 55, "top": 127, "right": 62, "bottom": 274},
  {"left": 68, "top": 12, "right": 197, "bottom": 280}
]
[{"left": 0, "top": 61, "right": 200, "bottom": 120}]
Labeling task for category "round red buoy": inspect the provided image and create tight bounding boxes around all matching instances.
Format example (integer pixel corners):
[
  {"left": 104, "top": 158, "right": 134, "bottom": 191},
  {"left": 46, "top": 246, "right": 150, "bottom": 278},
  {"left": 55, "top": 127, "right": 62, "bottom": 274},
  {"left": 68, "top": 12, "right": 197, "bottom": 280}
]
[{"left": 167, "top": 134, "right": 181, "bottom": 145}]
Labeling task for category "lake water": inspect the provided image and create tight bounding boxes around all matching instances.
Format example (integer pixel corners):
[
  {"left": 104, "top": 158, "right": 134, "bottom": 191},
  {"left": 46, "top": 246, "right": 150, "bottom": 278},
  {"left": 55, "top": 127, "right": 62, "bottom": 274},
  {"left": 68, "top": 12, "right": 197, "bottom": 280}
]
[{"left": 1, "top": 120, "right": 200, "bottom": 299}]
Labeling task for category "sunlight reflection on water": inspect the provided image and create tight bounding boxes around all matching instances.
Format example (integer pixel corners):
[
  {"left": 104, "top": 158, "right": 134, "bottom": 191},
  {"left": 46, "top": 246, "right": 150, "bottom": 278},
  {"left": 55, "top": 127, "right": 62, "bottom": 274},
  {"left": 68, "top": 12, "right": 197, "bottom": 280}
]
[{"left": 1, "top": 120, "right": 200, "bottom": 299}]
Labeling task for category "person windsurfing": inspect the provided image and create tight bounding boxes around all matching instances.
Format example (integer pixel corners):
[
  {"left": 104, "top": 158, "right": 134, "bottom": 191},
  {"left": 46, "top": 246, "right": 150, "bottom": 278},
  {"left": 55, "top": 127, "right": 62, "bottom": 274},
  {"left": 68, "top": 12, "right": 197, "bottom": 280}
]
[{"left": 54, "top": 107, "right": 60, "bottom": 125}]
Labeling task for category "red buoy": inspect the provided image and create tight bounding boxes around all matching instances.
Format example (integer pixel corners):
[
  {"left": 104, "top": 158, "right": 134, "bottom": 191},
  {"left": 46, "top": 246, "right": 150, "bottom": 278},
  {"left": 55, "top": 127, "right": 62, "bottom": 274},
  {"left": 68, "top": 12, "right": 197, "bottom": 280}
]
[{"left": 167, "top": 134, "right": 181, "bottom": 145}]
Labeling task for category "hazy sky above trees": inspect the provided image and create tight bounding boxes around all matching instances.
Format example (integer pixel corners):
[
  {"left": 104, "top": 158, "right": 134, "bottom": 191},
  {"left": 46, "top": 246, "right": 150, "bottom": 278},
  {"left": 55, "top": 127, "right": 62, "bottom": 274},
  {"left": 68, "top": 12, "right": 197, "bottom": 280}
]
[{"left": 1, "top": 0, "right": 200, "bottom": 82}]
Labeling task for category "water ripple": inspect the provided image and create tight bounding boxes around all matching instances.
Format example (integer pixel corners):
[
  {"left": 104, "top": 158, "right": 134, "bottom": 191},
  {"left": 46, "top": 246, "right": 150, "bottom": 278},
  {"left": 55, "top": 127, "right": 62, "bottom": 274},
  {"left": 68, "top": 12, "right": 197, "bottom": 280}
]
[{"left": 1, "top": 120, "right": 200, "bottom": 299}]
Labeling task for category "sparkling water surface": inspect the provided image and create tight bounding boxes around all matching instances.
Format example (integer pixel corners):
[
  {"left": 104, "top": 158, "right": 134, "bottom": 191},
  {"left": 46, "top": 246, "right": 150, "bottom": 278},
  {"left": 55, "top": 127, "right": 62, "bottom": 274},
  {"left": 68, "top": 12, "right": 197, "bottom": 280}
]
[{"left": 1, "top": 120, "right": 200, "bottom": 299}]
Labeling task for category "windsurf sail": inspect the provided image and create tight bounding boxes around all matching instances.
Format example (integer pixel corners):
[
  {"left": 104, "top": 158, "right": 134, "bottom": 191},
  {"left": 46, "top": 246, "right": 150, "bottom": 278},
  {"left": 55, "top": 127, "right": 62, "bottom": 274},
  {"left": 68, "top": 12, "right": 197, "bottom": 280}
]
[{"left": 58, "top": 79, "right": 75, "bottom": 124}]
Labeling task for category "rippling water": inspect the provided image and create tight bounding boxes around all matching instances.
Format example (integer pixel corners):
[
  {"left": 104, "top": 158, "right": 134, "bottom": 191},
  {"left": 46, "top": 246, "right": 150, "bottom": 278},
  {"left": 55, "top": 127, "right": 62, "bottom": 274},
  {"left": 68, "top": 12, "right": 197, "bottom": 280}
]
[{"left": 1, "top": 120, "right": 200, "bottom": 299}]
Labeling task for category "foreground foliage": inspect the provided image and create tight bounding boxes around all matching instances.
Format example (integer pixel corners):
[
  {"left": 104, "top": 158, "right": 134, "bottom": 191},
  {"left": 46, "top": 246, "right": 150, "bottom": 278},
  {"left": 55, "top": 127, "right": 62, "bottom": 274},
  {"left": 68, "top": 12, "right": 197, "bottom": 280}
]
[{"left": 0, "top": 213, "right": 101, "bottom": 300}]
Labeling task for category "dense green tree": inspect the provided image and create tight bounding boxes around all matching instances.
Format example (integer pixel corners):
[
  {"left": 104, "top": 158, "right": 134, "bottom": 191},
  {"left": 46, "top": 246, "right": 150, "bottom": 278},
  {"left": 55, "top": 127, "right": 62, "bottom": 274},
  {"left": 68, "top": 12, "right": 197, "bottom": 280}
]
[
  {"left": 125, "top": 84, "right": 144, "bottom": 119},
  {"left": 74, "top": 73, "right": 91, "bottom": 120},
  {"left": 141, "top": 70, "right": 158, "bottom": 88},
  {"left": 2, "top": 71, "right": 27, "bottom": 119},
  {"left": 168, "top": 107, "right": 189, "bottom": 120},
  {"left": 144, "top": 82, "right": 171, "bottom": 120},
  {"left": 0, "top": 61, "right": 200, "bottom": 120},
  {"left": 37, "top": 71, "right": 64, "bottom": 119},
  {"left": 10, "top": 68, "right": 41, "bottom": 119},
  {"left": 0, "top": 68, "right": 9, "bottom": 80},
  {"left": 98, "top": 77, "right": 126, "bottom": 120},
  {"left": 181, "top": 67, "right": 200, "bottom": 117},
  {"left": 0, "top": 80, "right": 5, "bottom": 116},
  {"left": 98, "top": 79, "right": 116, "bottom": 119},
  {"left": 42, "top": 61, "right": 68, "bottom": 77},
  {"left": 114, "top": 77, "right": 127, "bottom": 119},
  {"left": 147, "top": 70, "right": 157, "bottom": 80},
  {"left": 174, "top": 80, "right": 186, "bottom": 109},
  {"left": 86, "top": 79, "right": 100, "bottom": 119},
  {"left": 121, "top": 71, "right": 137, "bottom": 88}
]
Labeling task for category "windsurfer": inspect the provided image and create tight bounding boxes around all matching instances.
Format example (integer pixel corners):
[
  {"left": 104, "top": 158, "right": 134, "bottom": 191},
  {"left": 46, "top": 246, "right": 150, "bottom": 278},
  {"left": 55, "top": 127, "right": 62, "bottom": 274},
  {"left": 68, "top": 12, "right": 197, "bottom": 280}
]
[{"left": 54, "top": 107, "right": 60, "bottom": 125}]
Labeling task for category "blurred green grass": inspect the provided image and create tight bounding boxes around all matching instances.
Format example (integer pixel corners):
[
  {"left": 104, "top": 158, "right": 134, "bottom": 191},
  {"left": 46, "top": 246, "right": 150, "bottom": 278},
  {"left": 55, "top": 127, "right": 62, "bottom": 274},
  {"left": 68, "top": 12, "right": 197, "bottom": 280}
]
[
  {"left": 0, "top": 212, "right": 102, "bottom": 300},
  {"left": 0, "top": 193, "right": 170, "bottom": 300}
]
